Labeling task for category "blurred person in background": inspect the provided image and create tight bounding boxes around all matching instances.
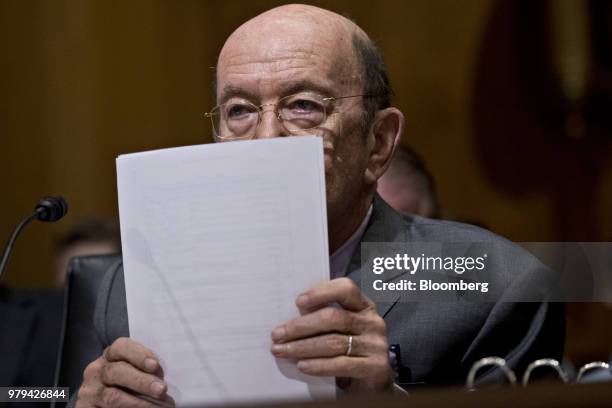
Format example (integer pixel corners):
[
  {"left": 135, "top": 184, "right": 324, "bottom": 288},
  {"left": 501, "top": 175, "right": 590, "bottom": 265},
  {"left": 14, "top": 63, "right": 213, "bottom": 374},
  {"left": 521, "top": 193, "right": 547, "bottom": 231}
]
[
  {"left": 54, "top": 217, "right": 121, "bottom": 286},
  {"left": 377, "top": 144, "right": 440, "bottom": 218},
  {"left": 378, "top": 146, "right": 493, "bottom": 230}
]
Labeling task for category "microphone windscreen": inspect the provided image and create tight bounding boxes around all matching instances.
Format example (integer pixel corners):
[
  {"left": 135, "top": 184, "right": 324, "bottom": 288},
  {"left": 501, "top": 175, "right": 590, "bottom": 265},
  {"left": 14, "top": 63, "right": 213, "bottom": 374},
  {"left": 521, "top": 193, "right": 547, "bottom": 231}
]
[{"left": 35, "top": 196, "right": 69, "bottom": 222}]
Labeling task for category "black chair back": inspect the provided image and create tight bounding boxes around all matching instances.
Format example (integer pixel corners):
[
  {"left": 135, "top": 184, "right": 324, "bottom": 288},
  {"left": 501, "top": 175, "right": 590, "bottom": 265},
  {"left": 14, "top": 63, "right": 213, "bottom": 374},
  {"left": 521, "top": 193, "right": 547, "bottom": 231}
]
[{"left": 54, "top": 254, "right": 122, "bottom": 395}]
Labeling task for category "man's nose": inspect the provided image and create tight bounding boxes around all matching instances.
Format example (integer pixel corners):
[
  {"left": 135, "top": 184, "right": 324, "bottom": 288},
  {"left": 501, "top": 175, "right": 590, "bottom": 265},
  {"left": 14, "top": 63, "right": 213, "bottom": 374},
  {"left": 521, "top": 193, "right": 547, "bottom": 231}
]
[{"left": 255, "top": 107, "right": 288, "bottom": 139}]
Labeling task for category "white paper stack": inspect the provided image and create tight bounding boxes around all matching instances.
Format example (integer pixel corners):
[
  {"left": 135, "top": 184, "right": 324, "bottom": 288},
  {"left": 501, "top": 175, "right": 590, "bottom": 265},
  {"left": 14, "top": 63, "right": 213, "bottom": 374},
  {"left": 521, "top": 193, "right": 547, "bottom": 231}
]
[{"left": 116, "top": 137, "right": 334, "bottom": 406}]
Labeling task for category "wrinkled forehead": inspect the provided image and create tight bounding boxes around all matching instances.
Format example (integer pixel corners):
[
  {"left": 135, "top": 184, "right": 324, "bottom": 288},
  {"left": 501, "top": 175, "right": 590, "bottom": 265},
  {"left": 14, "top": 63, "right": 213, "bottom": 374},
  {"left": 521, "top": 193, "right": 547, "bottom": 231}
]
[{"left": 216, "top": 15, "right": 360, "bottom": 98}]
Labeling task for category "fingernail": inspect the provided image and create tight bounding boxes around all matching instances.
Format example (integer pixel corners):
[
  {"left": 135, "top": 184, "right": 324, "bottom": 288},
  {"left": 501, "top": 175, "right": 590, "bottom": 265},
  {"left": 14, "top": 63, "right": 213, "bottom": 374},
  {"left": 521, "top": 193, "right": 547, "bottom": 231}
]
[
  {"left": 271, "top": 344, "right": 286, "bottom": 355},
  {"left": 144, "top": 358, "right": 158, "bottom": 372},
  {"left": 150, "top": 381, "right": 165, "bottom": 397},
  {"left": 296, "top": 294, "right": 309, "bottom": 308},
  {"left": 271, "top": 327, "right": 286, "bottom": 342},
  {"left": 297, "top": 360, "right": 311, "bottom": 371}
]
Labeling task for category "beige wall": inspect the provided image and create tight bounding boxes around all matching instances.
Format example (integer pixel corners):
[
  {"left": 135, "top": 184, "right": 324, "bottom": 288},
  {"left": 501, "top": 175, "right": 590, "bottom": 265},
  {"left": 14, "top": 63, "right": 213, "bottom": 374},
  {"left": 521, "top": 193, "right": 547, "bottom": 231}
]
[{"left": 1, "top": 0, "right": 611, "bottom": 287}]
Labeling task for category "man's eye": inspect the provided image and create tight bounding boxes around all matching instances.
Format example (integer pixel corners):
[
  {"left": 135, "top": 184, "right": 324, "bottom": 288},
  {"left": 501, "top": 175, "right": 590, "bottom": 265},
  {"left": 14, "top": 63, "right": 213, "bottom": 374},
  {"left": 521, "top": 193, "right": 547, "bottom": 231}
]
[
  {"left": 288, "top": 99, "right": 323, "bottom": 113},
  {"left": 226, "top": 104, "right": 254, "bottom": 118}
]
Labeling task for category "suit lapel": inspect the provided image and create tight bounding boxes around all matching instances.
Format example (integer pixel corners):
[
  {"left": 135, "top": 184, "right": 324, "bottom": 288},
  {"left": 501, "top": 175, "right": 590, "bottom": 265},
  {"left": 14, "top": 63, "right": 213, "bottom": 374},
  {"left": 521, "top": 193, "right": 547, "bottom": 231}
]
[{"left": 345, "top": 194, "right": 409, "bottom": 317}]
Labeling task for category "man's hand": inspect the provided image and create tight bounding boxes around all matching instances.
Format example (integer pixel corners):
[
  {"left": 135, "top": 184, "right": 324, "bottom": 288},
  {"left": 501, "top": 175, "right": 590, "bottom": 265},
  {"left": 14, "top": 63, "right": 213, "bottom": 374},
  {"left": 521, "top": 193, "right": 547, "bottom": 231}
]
[
  {"left": 270, "top": 278, "right": 394, "bottom": 393},
  {"left": 77, "top": 337, "right": 173, "bottom": 407}
]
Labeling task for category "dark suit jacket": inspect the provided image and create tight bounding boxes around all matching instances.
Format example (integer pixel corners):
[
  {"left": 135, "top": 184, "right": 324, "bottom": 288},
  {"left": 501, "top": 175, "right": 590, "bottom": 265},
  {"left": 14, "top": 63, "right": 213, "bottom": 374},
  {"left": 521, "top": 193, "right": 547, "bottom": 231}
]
[
  {"left": 0, "top": 287, "right": 63, "bottom": 387},
  {"left": 88, "top": 195, "right": 564, "bottom": 390}
]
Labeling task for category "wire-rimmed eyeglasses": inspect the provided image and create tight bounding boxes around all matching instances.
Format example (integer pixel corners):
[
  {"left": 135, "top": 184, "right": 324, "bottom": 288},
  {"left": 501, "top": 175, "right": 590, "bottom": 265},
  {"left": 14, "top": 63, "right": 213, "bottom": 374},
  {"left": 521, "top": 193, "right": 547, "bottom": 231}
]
[{"left": 204, "top": 93, "right": 373, "bottom": 141}]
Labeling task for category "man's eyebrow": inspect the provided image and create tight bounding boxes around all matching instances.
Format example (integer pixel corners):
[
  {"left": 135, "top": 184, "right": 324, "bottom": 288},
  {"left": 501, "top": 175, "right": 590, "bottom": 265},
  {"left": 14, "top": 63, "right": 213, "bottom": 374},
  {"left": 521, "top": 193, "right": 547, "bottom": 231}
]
[
  {"left": 219, "top": 81, "right": 335, "bottom": 104},
  {"left": 219, "top": 84, "right": 258, "bottom": 104},
  {"left": 279, "top": 81, "right": 334, "bottom": 97}
]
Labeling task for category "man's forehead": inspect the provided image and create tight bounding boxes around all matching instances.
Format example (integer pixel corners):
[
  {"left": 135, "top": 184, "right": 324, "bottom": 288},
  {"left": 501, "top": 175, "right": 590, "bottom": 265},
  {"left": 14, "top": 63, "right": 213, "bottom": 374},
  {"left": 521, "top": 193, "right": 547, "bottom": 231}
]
[
  {"left": 219, "top": 38, "right": 333, "bottom": 73},
  {"left": 218, "top": 21, "right": 352, "bottom": 72},
  {"left": 221, "top": 47, "right": 357, "bottom": 101}
]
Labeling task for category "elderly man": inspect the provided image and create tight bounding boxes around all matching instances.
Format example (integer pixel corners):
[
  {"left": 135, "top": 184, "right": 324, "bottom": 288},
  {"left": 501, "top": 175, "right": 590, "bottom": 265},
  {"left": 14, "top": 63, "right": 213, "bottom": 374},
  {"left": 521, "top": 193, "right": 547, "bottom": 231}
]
[{"left": 75, "top": 4, "right": 563, "bottom": 407}]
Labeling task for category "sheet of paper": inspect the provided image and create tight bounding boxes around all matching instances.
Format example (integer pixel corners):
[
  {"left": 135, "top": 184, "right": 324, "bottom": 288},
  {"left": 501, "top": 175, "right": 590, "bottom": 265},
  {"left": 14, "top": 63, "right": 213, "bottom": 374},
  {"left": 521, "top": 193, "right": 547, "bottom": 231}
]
[{"left": 116, "top": 137, "right": 335, "bottom": 407}]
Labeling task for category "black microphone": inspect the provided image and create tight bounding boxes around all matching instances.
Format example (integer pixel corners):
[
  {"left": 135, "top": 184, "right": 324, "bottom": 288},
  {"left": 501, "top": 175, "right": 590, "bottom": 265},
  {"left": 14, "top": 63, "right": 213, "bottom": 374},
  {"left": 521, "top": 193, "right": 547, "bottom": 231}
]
[
  {"left": 0, "top": 196, "right": 69, "bottom": 286},
  {"left": 35, "top": 196, "right": 69, "bottom": 222}
]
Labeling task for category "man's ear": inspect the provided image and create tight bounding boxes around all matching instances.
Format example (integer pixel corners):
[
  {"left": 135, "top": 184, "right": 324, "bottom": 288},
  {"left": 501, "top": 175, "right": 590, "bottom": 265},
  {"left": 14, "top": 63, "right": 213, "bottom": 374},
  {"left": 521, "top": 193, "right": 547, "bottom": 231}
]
[{"left": 364, "top": 107, "right": 405, "bottom": 185}]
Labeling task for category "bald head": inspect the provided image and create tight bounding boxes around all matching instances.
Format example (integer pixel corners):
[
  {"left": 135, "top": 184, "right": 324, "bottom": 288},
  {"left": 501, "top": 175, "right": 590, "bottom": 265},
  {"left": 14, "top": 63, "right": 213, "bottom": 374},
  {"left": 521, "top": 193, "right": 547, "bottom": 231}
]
[
  {"left": 217, "top": 4, "right": 391, "bottom": 120},
  {"left": 221, "top": 4, "right": 366, "bottom": 56},
  {"left": 219, "top": 5, "right": 361, "bottom": 97}
]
